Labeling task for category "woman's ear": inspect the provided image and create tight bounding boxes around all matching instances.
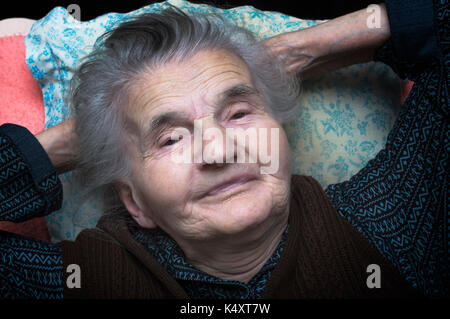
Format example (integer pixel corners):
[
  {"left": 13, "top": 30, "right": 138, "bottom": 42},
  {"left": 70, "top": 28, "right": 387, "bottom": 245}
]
[{"left": 114, "top": 181, "right": 157, "bottom": 229}]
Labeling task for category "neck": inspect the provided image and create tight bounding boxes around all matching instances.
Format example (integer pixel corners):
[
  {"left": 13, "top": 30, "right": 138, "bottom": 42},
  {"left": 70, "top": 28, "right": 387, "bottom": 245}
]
[{"left": 183, "top": 210, "right": 289, "bottom": 284}]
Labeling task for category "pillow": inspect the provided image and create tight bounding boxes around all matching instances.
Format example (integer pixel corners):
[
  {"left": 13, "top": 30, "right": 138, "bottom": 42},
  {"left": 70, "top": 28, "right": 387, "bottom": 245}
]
[
  {"left": 25, "top": 0, "right": 408, "bottom": 242},
  {"left": 0, "top": 18, "right": 35, "bottom": 37},
  {"left": 0, "top": 29, "right": 50, "bottom": 241}
]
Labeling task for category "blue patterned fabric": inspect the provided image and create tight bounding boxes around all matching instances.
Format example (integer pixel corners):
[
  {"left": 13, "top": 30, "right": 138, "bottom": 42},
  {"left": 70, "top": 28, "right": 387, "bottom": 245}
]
[
  {"left": 0, "top": 125, "right": 64, "bottom": 299},
  {"left": 132, "top": 224, "right": 289, "bottom": 299},
  {"left": 0, "top": 0, "right": 447, "bottom": 298},
  {"left": 325, "top": 0, "right": 449, "bottom": 296},
  {"left": 0, "top": 125, "right": 62, "bottom": 222}
]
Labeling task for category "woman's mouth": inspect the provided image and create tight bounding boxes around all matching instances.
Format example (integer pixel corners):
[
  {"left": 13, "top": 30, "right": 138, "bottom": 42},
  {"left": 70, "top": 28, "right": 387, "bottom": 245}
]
[{"left": 203, "top": 174, "right": 258, "bottom": 198}]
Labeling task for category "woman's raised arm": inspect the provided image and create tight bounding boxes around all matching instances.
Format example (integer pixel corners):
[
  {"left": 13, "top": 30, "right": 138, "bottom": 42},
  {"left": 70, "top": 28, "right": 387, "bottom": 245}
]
[{"left": 263, "top": 3, "right": 390, "bottom": 78}]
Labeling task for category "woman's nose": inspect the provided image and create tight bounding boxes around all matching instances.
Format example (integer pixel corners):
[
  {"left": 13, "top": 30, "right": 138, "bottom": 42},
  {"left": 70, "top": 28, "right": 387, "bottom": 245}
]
[{"left": 193, "top": 118, "right": 236, "bottom": 166}]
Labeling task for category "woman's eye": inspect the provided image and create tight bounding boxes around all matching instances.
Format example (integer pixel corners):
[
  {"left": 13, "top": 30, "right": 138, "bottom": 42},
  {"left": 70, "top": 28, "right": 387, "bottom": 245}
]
[
  {"left": 161, "top": 135, "right": 182, "bottom": 147},
  {"left": 163, "top": 139, "right": 177, "bottom": 147},
  {"left": 231, "top": 112, "right": 247, "bottom": 120}
]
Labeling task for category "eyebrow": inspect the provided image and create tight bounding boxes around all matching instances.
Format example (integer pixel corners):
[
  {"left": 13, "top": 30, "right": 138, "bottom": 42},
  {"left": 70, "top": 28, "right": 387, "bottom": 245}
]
[
  {"left": 220, "top": 83, "right": 259, "bottom": 103},
  {"left": 143, "top": 83, "right": 260, "bottom": 141}
]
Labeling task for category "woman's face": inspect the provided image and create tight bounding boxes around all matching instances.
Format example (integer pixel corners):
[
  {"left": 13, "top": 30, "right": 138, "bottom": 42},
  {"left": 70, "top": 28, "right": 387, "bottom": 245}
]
[{"left": 116, "top": 48, "right": 292, "bottom": 249}]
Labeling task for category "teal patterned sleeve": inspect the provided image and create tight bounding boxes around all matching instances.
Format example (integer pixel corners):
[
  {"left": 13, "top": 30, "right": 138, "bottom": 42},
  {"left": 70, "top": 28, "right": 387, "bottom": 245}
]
[
  {"left": 0, "top": 124, "right": 64, "bottom": 298},
  {"left": 325, "top": 0, "right": 449, "bottom": 296},
  {"left": 0, "top": 124, "right": 62, "bottom": 221},
  {"left": 0, "top": 230, "right": 64, "bottom": 299}
]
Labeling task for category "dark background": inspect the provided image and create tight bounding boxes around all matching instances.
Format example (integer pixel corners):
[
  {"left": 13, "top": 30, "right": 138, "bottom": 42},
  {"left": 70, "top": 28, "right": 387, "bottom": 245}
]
[{"left": 2, "top": 0, "right": 374, "bottom": 21}]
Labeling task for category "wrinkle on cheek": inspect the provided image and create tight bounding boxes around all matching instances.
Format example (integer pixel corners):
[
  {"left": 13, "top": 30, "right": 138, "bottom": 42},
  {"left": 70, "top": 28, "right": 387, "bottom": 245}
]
[
  {"left": 148, "top": 186, "right": 209, "bottom": 240},
  {"left": 175, "top": 212, "right": 215, "bottom": 240}
]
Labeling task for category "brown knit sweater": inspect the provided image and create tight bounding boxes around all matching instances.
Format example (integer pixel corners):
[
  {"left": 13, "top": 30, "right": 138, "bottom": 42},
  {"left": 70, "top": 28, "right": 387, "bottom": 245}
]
[{"left": 61, "top": 175, "right": 421, "bottom": 298}]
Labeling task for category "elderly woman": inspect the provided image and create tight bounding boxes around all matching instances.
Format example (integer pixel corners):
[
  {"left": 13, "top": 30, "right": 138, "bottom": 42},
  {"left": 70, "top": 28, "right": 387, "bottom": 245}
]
[{"left": 0, "top": 0, "right": 447, "bottom": 299}]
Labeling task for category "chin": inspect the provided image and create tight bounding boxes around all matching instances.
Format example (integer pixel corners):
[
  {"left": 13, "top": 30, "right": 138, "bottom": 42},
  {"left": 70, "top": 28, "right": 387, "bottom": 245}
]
[
  {"left": 193, "top": 179, "right": 289, "bottom": 237},
  {"left": 213, "top": 193, "right": 276, "bottom": 236}
]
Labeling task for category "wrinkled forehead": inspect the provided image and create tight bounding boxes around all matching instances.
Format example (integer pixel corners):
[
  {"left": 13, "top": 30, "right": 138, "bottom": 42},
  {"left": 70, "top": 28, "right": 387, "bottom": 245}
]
[{"left": 126, "top": 48, "right": 257, "bottom": 126}]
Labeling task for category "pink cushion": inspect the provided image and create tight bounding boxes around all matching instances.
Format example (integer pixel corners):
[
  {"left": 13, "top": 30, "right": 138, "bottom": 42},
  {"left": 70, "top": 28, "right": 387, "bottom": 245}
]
[
  {"left": 0, "top": 36, "right": 45, "bottom": 133},
  {"left": 0, "top": 35, "right": 50, "bottom": 242},
  {"left": 401, "top": 80, "right": 414, "bottom": 105}
]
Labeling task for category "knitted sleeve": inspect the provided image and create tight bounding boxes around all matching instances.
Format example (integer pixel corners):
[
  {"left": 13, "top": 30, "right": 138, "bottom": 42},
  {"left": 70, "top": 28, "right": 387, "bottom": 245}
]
[
  {"left": 0, "top": 124, "right": 62, "bottom": 221},
  {"left": 325, "top": 0, "right": 448, "bottom": 297},
  {"left": 0, "top": 124, "right": 64, "bottom": 298}
]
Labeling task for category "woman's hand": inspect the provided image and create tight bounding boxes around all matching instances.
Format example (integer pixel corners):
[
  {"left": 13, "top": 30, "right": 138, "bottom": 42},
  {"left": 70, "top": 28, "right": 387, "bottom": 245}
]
[
  {"left": 263, "top": 3, "right": 390, "bottom": 79},
  {"left": 35, "top": 118, "right": 78, "bottom": 175}
]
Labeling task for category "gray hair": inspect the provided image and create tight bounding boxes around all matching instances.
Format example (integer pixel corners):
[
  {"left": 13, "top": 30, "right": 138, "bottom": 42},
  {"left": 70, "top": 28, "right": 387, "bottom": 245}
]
[{"left": 70, "top": 6, "right": 300, "bottom": 207}]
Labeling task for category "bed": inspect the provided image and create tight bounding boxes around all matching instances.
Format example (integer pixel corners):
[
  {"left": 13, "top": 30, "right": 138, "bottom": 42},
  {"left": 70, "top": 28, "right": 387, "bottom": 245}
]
[{"left": 0, "top": 0, "right": 413, "bottom": 243}]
